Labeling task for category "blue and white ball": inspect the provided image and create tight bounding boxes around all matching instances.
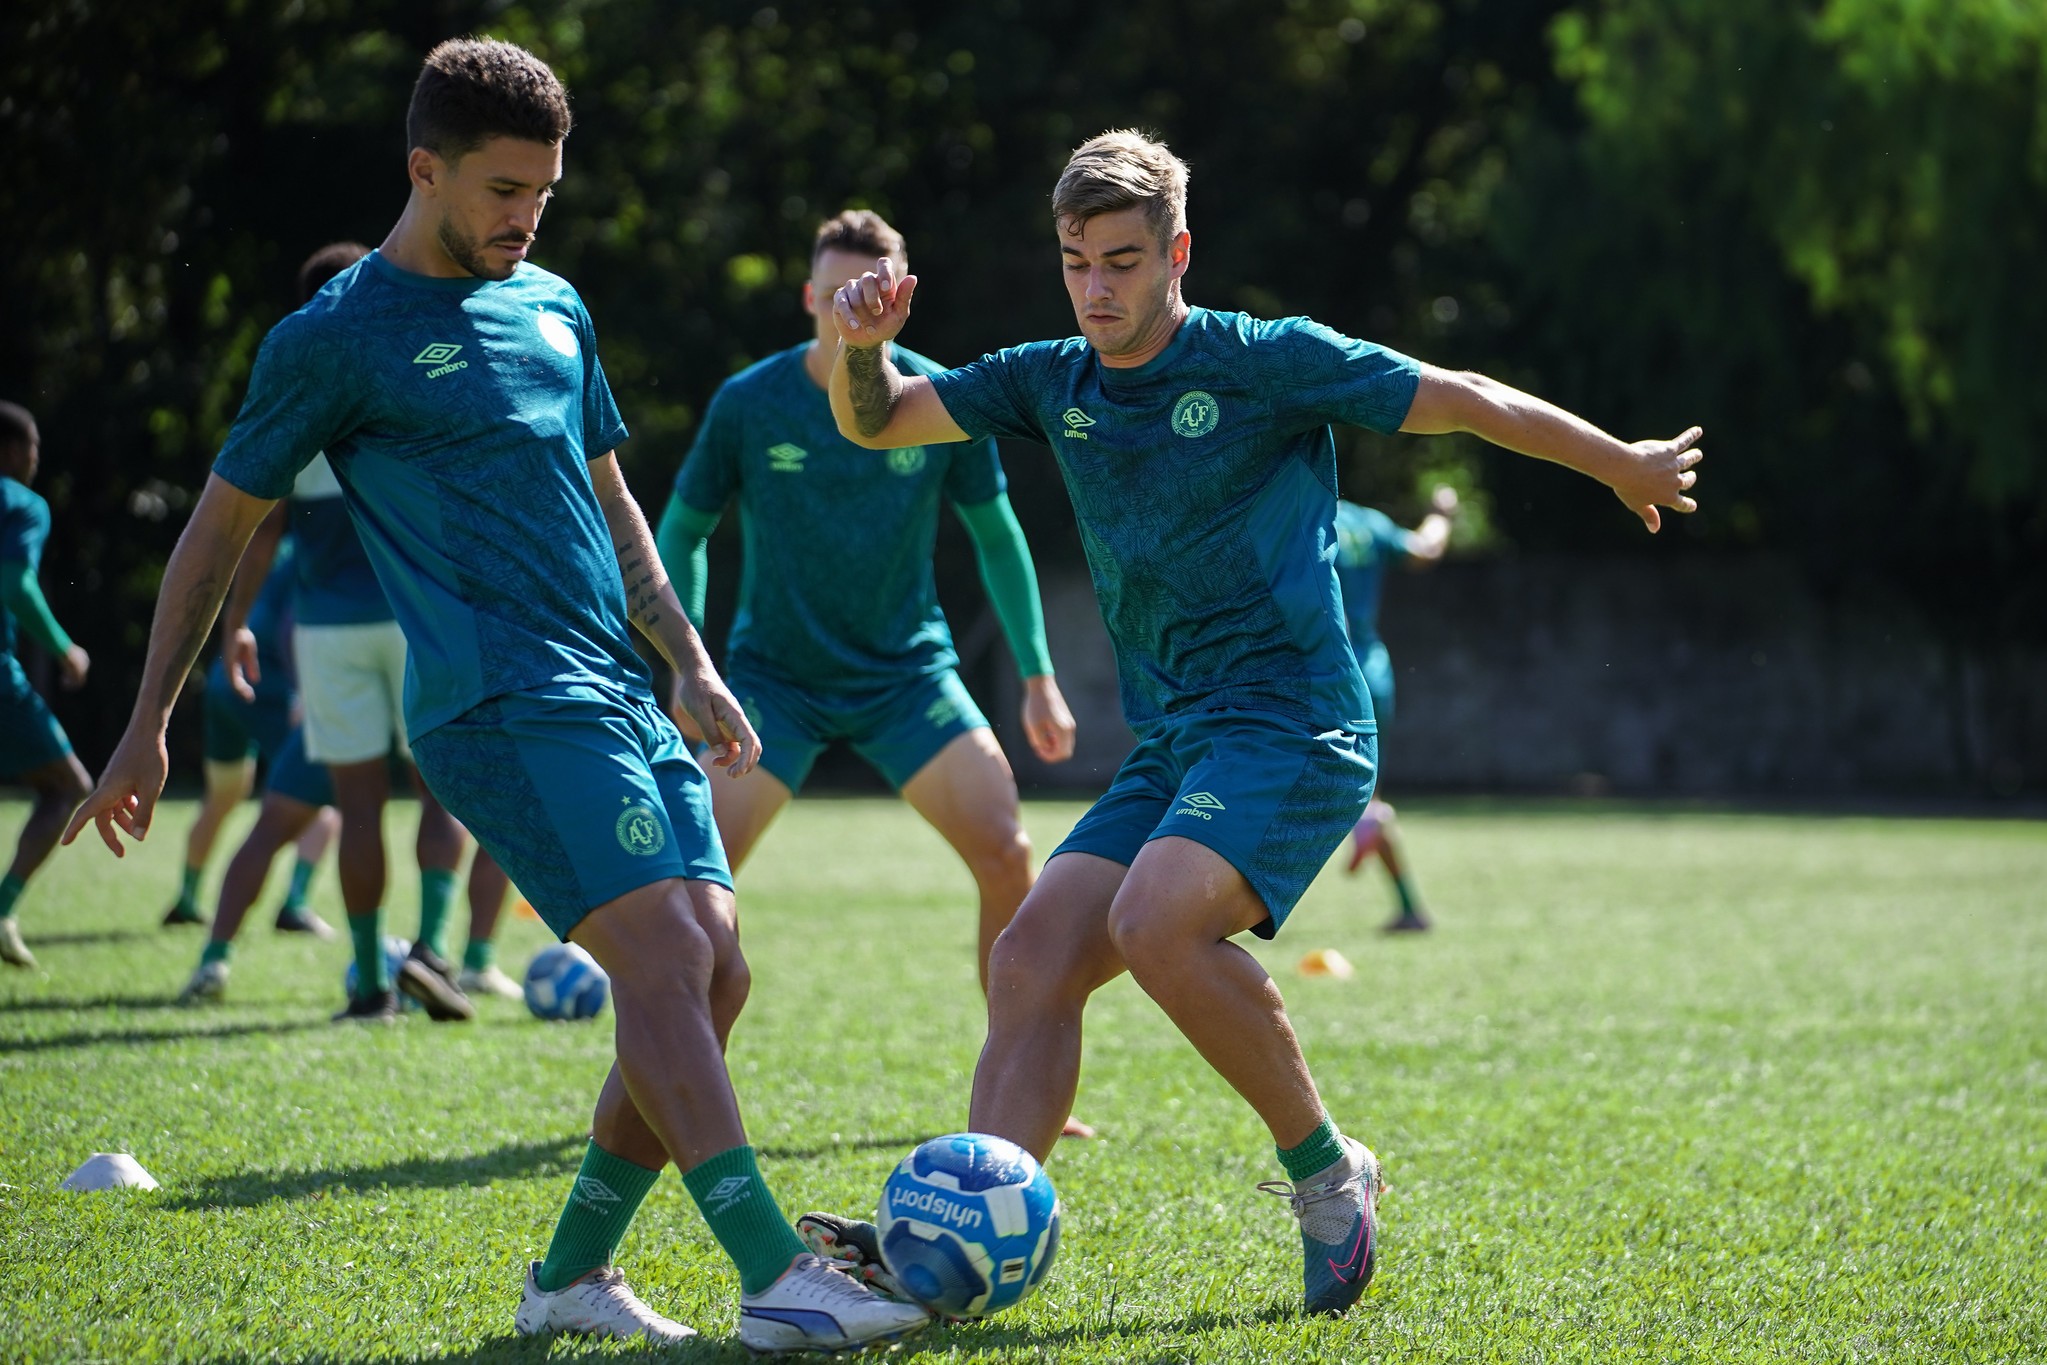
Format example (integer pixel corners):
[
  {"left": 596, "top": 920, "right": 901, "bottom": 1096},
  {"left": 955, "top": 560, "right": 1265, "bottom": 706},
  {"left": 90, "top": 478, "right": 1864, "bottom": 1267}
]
[
  {"left": 877, "top": 1133, "right": 1060, "bottom": 1319},
  {"left": 523, "top": 942, "right": 609, "bottom": 1021},
  {"left": 342, "top": 935, "right": 417, "bottom": 1008}
]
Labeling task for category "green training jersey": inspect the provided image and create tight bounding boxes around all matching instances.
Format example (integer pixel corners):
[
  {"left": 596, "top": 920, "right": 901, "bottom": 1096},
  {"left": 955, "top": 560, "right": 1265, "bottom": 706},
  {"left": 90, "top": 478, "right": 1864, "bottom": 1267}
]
[
  {"left": 927, "top": 306, "right": 1419, "bottom": 737},
  {"left": 674, "top": 342, "right": 1007, "bottom": 690},
  {"left": 0, "top": 476, "right": 53, "bottom": 693},
  {"left": 1333, "top": 501, "right": 1411, "bottom": 650},
  {"left": 212, "top": 250, "right": 643, "bottom": 739}
]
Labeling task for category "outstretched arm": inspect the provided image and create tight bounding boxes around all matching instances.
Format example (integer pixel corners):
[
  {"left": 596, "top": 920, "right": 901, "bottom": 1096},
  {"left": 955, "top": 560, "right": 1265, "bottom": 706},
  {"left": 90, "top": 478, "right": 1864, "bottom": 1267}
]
[
  {"left": 1404, "top": 484, "right": 1459, "bottom": 566},
  {"left": 827, "top": 258, "right": 972, "bottom": 449},
  {"left": 1401, "top": 367, "right": 1701, "bottom": 532},
  {"left": 589, "top": 453, "right": 759, "bottom": 777},
  {"left": 65, "top": 474, "right": 277, "bottom": 854}
]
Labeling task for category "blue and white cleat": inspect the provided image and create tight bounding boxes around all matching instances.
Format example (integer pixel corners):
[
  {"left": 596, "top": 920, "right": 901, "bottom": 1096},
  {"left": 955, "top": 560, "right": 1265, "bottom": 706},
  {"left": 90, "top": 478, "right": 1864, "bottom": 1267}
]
[
  {"left": 1260, "top": 1135, "right": 1383, "bottom": 1315},
  {"left": 739, "top": 1252, "right": 930, "bottom": 1354}
]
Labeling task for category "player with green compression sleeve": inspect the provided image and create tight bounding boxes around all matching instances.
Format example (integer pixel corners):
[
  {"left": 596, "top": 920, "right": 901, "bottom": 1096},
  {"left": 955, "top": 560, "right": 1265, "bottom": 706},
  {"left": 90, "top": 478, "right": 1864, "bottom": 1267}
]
[
  {"left": 0, "top": 401, "right": 93, "bottom": 971},
  {"left": 812, "top": 130, "right": 1703, "bottom": 1318},
  {"left": 1334, "top": 489, "right": 1456, "bottom": 933},
  {"left": 656, "top": 215, "right": 1086, "bottom": 1135}
]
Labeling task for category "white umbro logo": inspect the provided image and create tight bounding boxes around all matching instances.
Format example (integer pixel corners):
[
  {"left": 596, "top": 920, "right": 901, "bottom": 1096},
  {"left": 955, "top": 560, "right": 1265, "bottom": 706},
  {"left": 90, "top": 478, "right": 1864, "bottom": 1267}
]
[
  {"left": 1061, "top": 407, "right": 1095, "bottom": 440},
  {"left": 1174, "top": 791, "right": 1226, "bottom": 820},
  {"left": 574, "top": 1176, "right": 620, "bottom": 1207},
  {"left": 704, "top": 1175, "right": 752, "bottom": 1213}
]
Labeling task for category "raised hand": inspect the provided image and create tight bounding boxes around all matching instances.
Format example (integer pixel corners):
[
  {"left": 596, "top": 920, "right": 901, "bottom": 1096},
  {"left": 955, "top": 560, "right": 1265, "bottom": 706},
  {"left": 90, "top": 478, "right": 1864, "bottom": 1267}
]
[
  {"left": 831, "top": 256, "right": 918, "bottom": 349},
  {"left": 1614, "top": 426, "right": 1704, "bottom": 533}
]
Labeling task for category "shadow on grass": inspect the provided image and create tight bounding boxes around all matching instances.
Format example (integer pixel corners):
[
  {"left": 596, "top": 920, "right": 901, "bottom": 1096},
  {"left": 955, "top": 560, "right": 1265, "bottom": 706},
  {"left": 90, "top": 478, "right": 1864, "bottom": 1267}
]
[
  {"left": 933, "top": 1300, "right": 1299, "bottom": 1357},
  {"left": 758, "top": 1134, "right": 929, "bottom": 1161},
  {"left": 18, "top": 928, "right": 158, "bottom": 947},
  {"left": 161, "top": 1133, "right": 587, "bottom": 1211},
  {"left": 0, "top": 991, "right": 189, "bottom": 1012},
  {"left": 0, "top": 1018, "right": 325, "bottom": 1055}
]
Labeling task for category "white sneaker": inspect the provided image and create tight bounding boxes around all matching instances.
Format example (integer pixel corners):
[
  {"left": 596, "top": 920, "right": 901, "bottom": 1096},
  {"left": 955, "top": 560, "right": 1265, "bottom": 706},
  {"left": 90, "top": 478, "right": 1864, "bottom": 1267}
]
[
  {"left": 513, "top": 1262, "right": 695, "bottom": 1344},
  {"left": 739, "top": 1253, "right": 931, "bottom": 1355},
  {"left": 179, "top": 960, "right": 229, "bottom": 1004},
  {"left": 0, "top": 918, "right": 34, "bottom": 969},
  {"left": 457, "top": 963, "right": 523, "bottom": 999}
]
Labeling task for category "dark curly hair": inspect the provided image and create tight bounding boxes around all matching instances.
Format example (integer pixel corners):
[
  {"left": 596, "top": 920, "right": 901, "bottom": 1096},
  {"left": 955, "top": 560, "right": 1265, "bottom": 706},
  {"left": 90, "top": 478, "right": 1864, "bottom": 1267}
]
[{"left": 406, "top": 38, "right": 572, "bottom": 163}]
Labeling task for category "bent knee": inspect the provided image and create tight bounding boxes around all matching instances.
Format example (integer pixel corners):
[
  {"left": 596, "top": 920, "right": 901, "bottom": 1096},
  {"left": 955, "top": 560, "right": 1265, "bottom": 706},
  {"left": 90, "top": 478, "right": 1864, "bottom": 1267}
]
[
  {"left": 1106, "top": 900, "right": 1200, "bottom": 973},
  {"left": 966, "top": 825, "right": 1034, "bottom": 890}
]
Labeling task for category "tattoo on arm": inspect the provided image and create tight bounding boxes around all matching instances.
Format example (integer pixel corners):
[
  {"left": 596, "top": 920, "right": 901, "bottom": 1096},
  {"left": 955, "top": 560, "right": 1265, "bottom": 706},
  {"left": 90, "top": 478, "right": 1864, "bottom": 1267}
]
[
  {"left": 846, "top": 345, "right": 896, "bottom": 439},
  {"left": 147, "top": 567, "right": 229, "bottom": 717}
]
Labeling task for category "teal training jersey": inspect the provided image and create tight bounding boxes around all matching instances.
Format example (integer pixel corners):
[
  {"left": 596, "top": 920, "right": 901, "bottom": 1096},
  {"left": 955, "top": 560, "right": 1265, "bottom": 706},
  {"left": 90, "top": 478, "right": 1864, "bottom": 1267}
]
[
  {"left": 927, "top": 307, "right": 1419, "bottom": 736},
  {"left": 246, "top": 535, "right": 298, "bottom": 687},
  {"left": 675, "top": 342, "right": 1006, "bottom": 690},
  {"left": 1332, "top": 501, "right": 1411, "bottom": 649},
  {"left": 290, "top": 453, "right": 393, "bottom": 626},
  {"left": 212, "top": 250, "right": 642, "bottom": 739},
  {"left": 0, "top": 476, "right": 53, "bottom": 690}
]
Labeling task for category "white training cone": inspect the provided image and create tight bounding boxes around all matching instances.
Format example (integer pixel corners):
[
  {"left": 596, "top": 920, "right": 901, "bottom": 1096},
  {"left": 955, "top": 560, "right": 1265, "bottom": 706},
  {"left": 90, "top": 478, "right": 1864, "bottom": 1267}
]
[{"left": 61, "top": 1153, "right": 159, "bottom": 1192}]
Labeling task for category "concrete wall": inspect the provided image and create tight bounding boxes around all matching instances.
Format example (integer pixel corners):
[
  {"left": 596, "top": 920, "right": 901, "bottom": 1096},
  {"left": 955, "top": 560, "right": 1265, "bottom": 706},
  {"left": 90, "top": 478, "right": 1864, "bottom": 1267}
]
[{"left": 984, "top": 554, "right": 2047, "bottom": 799}]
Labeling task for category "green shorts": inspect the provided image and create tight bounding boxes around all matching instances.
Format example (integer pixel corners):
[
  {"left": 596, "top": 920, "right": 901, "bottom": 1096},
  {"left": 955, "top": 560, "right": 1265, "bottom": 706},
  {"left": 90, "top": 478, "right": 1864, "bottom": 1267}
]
[
  {"left": 724, "top": 665, "right": 989, "bottom": 794},
  {"left": 202, "top": 658, "right": 296, "bottom": 764},
  {"left": 263, "top": 726, "right": 335, "bottom": 809},
  {"left": 1052, "top": 709, "right": 1377, "bottom": 937},
  {"left": 0, "top": 677, "right": 72, "bottom": 780},
  {"left": 1356, "top": 638, "right": 1396, "bottom": 730},
  {"left": 412, "top": 681, "right": 732, "bottom": 940}
]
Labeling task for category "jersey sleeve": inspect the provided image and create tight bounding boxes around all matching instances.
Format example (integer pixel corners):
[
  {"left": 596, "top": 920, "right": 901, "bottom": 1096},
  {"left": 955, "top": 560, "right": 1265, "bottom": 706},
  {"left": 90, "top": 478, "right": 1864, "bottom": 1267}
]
[
  {"left": 213, "top": 313, "right": 360, "bottom": 499},
  {"left": 1376, "top": 511, "right": 1415, "bottom": 564},
  {"left": 577, "top": 302, "right": 629, "bottom": 458},
  {"left": 924, "top": 345, "right": 1051, "bottom": 445},
  {"left": 941, "top": 436, "right": 1008, "bottom": 505},
  {"left": 0, "top": 494, "right": 49, "bottom": 567},
  {"left": 1262, "top": 317, "right": 1421, "bottom": 436},
  {"left": 673, "top": 383, "right": 745, "bottom": 512}
]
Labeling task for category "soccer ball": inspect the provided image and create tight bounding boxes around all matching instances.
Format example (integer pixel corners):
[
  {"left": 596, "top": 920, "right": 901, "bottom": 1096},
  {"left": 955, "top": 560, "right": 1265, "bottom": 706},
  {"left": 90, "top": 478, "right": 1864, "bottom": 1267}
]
[
  {"left": 342, "top": 935, "right": 417, "bottom": 1007},
  {"left": 877, "top": 1133, "right": 1060, "bottom": 1319},
  {"left": 523, "top": 942, "right": 609, "bottom": 1021}
]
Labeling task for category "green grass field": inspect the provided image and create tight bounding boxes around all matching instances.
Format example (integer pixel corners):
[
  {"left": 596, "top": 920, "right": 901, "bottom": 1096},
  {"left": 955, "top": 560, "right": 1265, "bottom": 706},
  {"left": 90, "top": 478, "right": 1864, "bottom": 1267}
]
[{"left": 3, "top": 797, "right": 2042, "bottom": 1363}]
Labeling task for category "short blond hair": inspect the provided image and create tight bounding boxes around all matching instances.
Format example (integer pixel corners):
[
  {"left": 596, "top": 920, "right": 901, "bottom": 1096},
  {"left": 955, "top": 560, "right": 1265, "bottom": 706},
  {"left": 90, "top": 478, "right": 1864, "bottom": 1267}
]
[{"left": 1052, "top": 129, "right": 1189, "bottom": 248}]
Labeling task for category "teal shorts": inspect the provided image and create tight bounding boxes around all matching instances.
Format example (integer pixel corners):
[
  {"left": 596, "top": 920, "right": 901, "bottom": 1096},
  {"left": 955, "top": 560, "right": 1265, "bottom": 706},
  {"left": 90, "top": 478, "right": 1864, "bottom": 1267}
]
[
  {"left": 1052, "top": 709, "right": 1378, "bottom": 937},
  {"left": 725, "top": 664, "right": 988, "bottom": 794},
  {"left": 412, "top": 681, "right": 732, "bottom": 940},
  {"left": 0, "top": 678, "right": 72, "bottom": 780},
  {"left": 264, "top": 726, "right": 335, "bottom": 809},
  {"left": 203, "top": 658, "right": 295, "bottom": 764},
  {"left": 1356, "top": 638, "right": 1395, "bottom": 730}
]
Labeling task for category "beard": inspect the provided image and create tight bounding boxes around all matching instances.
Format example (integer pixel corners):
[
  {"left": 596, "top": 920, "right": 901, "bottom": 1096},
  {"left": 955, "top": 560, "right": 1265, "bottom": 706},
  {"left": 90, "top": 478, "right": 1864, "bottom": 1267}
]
[{"left": 438, "top": 214, "right": 522, "bottom": 282}]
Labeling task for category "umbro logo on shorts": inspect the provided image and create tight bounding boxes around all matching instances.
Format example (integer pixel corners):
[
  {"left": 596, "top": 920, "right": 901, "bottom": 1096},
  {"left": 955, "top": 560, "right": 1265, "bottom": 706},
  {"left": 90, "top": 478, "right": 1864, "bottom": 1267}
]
[
  {"left": 1174, "top": 791, "right": 1226, "bottom": 820},
  {"left": 704, "top": 1175, "right": 752, "bottom": 1213},
  {"left": 414, "top": 343, "right": 468, "bottom": 379}
]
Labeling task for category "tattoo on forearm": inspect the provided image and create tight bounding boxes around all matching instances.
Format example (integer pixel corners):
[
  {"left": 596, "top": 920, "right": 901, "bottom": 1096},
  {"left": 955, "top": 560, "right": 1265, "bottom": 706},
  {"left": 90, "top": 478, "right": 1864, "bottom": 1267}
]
[
  {"left": 150, "top": 571, "right": 225, "bottom": 715},
  {"left": 846, "top": 345, "right": 894, "bottom": 438}
]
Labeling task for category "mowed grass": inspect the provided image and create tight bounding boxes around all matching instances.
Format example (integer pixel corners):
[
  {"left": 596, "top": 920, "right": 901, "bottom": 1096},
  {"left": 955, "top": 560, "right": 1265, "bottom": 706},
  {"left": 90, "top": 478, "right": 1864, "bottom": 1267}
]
[{"left": 2, "top": 796, "right": 2043, "bottom": 1363}]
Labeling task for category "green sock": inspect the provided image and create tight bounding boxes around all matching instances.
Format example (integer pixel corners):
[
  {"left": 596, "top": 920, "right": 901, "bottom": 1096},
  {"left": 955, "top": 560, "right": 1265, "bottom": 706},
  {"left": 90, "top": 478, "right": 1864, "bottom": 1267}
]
[
  {"left": 682, "top": 1145, "right": 808, "bottom": 1295},
  {"left": 0, "top": 873, "right": 26, "bottom": 920},
  {"left": 536, "top": 1141, "right": 663, "bottom": 1292},
  {"left": 282, "top": 858, "right": 317, "bottom": 911},
  {"left": 417, "top": 869, "right": 457, "bottom": 959},
  {"left": 201, "top": 939, "right": 233, "bottom": 967},
  {"left": 347, "top": 910, "right": 389, "bottom": 995},
  {"left": 462, "top": 938, "right": 495, "bottom": 972},
  {"left": 178, "top": 865, "right": 203, "bottom": 912},
  {"left": 1278, "top": 1115, "right": 1346, "bottom": 1182},
  {"left": 1391, "top": 872, "right": 1419, "bottom": 914}
]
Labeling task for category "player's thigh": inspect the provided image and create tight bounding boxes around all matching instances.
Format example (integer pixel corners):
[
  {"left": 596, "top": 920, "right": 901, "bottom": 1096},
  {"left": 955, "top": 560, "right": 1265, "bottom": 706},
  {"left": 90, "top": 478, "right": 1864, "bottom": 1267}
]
[
  {"left": 201, "top": 758, "right": 257, "bottom": 804},
  {"left": 296, "top": 623, "right": 404, "bottom": 765},
  {"left": 570, "top": 874, "right": 731, "bottom": 991},
  {"left": 1113, "top": 835, "right": 1271, "bottom": 951},
  {"left": 991, "top": 849, "right": 1130, "bottom": 998},
  {"left": 0, "top": 686, "right": 76, "bottom": 787},
  {"left": 413, "top": 684, "right": 730, "bottom": 943},
  {"left": 705, "top": 761, "right": 793, "bottom": 870},
  {"left": 852, "top": 668, "right": 989, "bottom": 792},
  {"left": 265, "top": 727, "right": 335, "bottom": 809},
  {"left": 899, "top": 726, "right": 1025, "bottom": 866}
]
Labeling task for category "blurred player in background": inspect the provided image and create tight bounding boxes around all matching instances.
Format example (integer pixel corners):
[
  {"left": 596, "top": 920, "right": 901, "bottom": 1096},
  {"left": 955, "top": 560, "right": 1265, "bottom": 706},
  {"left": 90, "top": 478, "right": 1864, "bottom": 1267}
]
[
  {"left": 159, "top": 533, "right": 340, "bottom": 936},
  {"left": 1335, "top": 487, "right": 1457, "bottom": 932},
  {"left": 0, "top": 402, "right": 92, "bottom": 970},
  {"left": 810, "top": 128, "right": 1702, "bottom": 1316},
  {"left": 67, "top": 40, "right": 927, "bottom": 1354},
  {"left": 220, "top": 241, "right": 480, "bottom": 1021},
  {"left": 657, "top": 211, "right": 1090, "bottom": 1135}
]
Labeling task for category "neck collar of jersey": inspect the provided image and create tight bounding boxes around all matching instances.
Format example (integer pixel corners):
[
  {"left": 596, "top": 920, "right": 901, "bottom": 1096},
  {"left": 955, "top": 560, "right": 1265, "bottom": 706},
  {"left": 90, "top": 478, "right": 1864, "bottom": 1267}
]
[
  {"left": 366, "top": 249, "right": 506, "bottom": 294},
  {"left": 1094, "top": 305, "right": 1202, "bottom": 388}
]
